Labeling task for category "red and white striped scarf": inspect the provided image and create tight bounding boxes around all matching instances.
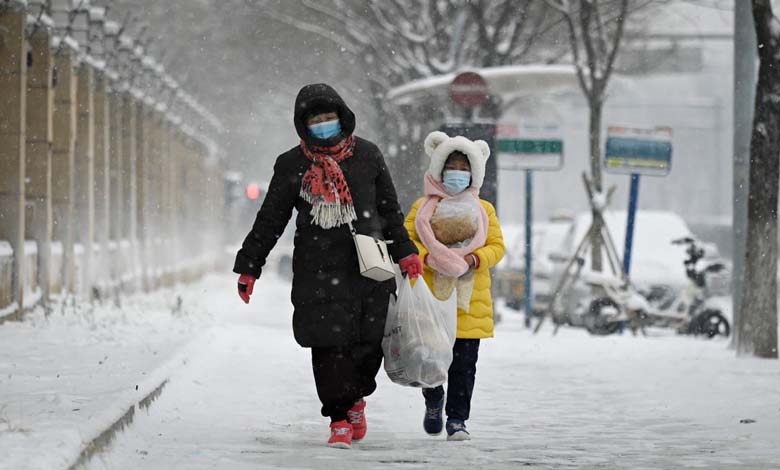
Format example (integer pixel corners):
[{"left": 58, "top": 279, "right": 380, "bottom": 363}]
[{"left": 300, "top": 135, "right": 357, "bottom": 229}]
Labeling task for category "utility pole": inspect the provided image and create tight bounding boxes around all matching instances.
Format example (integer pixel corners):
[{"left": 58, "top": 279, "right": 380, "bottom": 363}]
[{"left": 732, "top": 0, "right": 756, "bottom": 350}]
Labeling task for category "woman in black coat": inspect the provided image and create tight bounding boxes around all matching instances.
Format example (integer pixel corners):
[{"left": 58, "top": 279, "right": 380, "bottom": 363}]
[{"left": 233, "top": 83, "right": 423, "bottom": 449}]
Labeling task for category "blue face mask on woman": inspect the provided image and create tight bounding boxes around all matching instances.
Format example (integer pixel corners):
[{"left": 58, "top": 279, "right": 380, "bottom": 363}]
[
  {"left": 308, "top": 119, "right": 342, "bottom": 140},
  {"left": 442, "top": 170, "right": 472, "bottom": 194}
]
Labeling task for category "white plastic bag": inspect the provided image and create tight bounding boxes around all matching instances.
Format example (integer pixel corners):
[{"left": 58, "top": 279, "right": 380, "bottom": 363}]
[
  {"left": 382, "top": 277, "right": 458, "bottom": 388},
  {"left": 430, "top": 192, "right": 482, "bottom": 247}
]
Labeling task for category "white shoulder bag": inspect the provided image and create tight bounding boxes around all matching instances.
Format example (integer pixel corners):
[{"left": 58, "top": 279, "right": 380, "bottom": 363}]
[{"left": 349, "top": 223, "right": 395, "bottom": 282}]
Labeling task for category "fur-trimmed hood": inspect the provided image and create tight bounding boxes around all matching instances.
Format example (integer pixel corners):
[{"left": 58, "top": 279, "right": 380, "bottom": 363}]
[{"left": 423, "top": 131, "right": 491, "bottom": 189}]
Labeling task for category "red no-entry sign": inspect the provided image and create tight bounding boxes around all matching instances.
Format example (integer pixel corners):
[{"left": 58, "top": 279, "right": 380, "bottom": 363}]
[{"left": 449, "top": 72, "right": 489, "bottom": 108}]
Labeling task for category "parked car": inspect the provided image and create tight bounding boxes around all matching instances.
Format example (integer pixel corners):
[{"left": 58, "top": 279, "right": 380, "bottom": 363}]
[{"left": 495, "top": 217, "right": 573, "bottom": 315}]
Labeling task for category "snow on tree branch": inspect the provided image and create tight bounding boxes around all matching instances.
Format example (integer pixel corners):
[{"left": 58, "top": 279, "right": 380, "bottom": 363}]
[
  {"left": 295, "top": 0, "right": 568, "bottom": 94},
  {"left": 546, "top": 0, "right": 630, "bottom": 100}
]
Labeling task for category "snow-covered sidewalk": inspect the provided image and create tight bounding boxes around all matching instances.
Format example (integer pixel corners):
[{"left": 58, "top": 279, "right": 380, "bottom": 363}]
[
  {"left": 75, "top": 275, "right": 779, "bottom": 470},
  {"left": 0, "top": 274, "right": 248, "bottom": 470}
]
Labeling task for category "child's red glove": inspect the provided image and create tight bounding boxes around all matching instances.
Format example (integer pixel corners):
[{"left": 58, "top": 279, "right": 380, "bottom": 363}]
[
  {"left": 237, "top": 274, "right": 256, "bottom": 304},
  {"left": 399, "top": 254, "right": 423, "bottom": 279}
]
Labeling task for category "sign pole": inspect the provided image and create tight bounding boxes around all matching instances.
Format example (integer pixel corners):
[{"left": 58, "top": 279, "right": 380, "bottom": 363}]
[
  {"left": 623, "top": 173, "right": 640, "bottom": 277},
  {"left": 524, "top": 169, "right": 534, "bottom": 327},
  {"left": 446, "top": 71, "right": 498, "bottom": 208},
  {"left": 495, "top": 122, "right": 563, "bottom": 324},
  {"left": 732, "top": 1, "right": 756, "bottom": 349}
]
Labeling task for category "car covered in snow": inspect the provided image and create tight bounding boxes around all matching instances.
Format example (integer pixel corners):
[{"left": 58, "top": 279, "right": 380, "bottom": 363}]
[{"left": 494, "top": 217, "right": 573, "bottom": 315}]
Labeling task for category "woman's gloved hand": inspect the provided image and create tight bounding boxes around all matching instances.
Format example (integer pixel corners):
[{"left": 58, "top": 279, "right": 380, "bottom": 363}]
[
  {"left": 399, "top": 254, "right": 423, "bottom": 279},
  {"left": 237, "top": 274, "right": 257, "bottom": 304}
]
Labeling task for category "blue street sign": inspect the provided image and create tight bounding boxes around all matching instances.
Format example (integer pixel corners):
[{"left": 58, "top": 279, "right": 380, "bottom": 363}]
[
  {"left": 604, "top": 126, "right": 673, "bottom": 177},
  {"left": 604, "top": 126, "right": 673, "bottom": 278}
]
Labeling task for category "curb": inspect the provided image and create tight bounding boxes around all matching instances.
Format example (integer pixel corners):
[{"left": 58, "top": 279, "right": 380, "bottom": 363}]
[
  {"left": 68, "top": 405, "right": 136, "bottom": 470},
  {"left": 64, "top": 329, "right": 213, "bottom": 470},
  {"left": 67, "top": 380, "right": 169, "bottom": 470}
]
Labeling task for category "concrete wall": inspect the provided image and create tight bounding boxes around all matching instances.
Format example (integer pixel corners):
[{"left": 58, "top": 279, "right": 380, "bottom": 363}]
[{"left": 0, "top": 5, "right": 226, "bottom": 321}]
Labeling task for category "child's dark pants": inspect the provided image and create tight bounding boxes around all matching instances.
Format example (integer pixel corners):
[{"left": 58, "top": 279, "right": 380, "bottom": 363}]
[{"left": 422, "top": 338, "right": 480, "bottom": 422}]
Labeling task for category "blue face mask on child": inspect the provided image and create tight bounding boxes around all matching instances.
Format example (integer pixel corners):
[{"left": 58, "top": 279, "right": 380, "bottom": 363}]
[
  {"left": 442, "top": 170, "right": 471, "bottom": 194},
  {"left": 308, "top": 119, "right": 342, "bottom": 140}
]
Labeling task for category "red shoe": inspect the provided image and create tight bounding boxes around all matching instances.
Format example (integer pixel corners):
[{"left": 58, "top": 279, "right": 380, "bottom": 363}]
[
  {"left": 347, "top": 400, "right": 367, "bottom": 441},
  {"left": 328, "top": 420, "right": 353, "bottom": 449}
]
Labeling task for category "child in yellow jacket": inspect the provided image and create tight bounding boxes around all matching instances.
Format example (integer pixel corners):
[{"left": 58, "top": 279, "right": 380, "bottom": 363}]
[{"left": 404, "top": 131, "right": 505, "bottom": 441}]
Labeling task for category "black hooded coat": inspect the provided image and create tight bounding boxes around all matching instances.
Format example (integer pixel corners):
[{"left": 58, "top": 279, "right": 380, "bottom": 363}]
[{"left": 233, "top": 84, "right": 417, "bottom": 348}]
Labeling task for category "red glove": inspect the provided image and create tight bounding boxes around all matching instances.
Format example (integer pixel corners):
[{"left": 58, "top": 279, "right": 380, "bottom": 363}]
[
  {"left": 237, "top": 274, "right": 256, "bottom": 304},
  {"left": 399, "top": 254, "right": 423, "bottom": 279}
]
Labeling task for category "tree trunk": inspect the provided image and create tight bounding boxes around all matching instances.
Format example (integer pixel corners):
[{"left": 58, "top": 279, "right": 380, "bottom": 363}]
[
  {"left": 589, "top": 95, "right": 604, "bottom": 272},
  {"left": 738, "top": 0, "right": 779, "bottom": 359}
]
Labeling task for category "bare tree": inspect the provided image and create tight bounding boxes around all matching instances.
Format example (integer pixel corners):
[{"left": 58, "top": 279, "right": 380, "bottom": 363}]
[
  {"left": 277, "top": 0, "right": 570, "bottom": 202},
  {"left": 294, "top": 0, "right": 566, "bottom": 92},
  {"left": 544, "top": 0, "right": 629, "bottom": 272},
  {"left": 738, "top": 0, "right": 780, "bottom": 359}
]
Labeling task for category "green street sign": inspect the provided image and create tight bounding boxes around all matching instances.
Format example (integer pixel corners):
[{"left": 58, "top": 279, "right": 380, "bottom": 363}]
[{"left": 496, "top": 138, "right": 564, "bottom": 171}]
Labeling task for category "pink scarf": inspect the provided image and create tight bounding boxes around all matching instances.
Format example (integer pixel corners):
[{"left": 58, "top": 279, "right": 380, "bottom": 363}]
[{"left": 415, "top": 173, "right": 489, "bottom": 278}]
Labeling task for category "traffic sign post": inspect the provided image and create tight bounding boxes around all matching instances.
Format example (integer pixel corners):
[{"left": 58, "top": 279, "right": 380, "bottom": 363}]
[
  {"left": 496, "top": 122, "right": 564, "bottom": 172},
  {"left": 524, "top": 169, "right": 533, "bottom": 327},
  {"left": 497, "top": 122, "right": 564, "bottom": 325},
  {"left": 444, "top": 72, "right": 498, "bottom": 206},
  {"left": 624, "top": 174, "right": 641, "bottom": 275},
  {"left": 604, "top": 127, "right": 672, "bottom": 176},
  {"left": 604, "top": 126, "right": 673, "bottom": 278},
  {"left": 449, "top": 71, "right": 489, "bottom": 109},
  {"left": 496, "top": 139, "right": 564, "bottom": 171}
]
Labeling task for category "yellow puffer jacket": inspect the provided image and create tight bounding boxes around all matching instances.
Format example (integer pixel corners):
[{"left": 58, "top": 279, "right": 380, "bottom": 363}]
[{"left": 404, "top": 198, "right": 505, "bottom": 339}]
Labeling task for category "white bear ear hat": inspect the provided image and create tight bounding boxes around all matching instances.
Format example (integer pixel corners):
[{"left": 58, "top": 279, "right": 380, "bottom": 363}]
[{"left": 424, "top": 131, "right": 491, "bottom": 189}]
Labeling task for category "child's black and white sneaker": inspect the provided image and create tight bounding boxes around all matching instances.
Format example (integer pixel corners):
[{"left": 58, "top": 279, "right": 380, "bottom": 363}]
[
  {"left": 446, "top": 419, "right": 471, "bottom": 441},
  {"left": 423, "top": 398, "right": 444, "bottom": 435}
]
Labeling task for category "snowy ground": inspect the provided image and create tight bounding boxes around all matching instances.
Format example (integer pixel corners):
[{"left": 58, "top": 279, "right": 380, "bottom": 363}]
[
  {"left": 60, "top": 273, "right": 780, "bottom": 470},
  {"left": 0, "top": 277, "right": 221, "bottom": 470}
]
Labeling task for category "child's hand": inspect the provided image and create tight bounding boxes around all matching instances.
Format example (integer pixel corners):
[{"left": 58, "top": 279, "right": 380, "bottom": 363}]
[{"left": 465, "top": 254, "right": 479, "bottom": 269}]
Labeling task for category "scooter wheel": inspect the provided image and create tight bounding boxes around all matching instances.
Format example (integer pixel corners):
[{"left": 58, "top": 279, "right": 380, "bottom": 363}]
[
  {"left": 690, "top": 310, "right": 730, "bottom": 338},
  {"left": 584, "top": 297, "right": 622, "bottom": 336}
]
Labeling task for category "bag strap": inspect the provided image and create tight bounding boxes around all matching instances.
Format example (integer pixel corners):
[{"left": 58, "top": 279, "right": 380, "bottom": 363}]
[{"left": 347, "top": 222, "right": 394, "bottom": 244}]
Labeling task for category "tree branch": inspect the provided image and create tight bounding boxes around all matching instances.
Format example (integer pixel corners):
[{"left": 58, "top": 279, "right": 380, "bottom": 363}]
[
  {"left": 495, "top": 0, "right": 530, "bottom": 64},
  {"left": 258, "top": 10, "right": 357, "bottom": 52},
  {"left": 603, "top": 0, "right": 630, "bottom": 85},
  {"left": 592, "top": 0, "right": 611, "bottom": 59},
  {"left": 553, "top": 0, "right": 592, "bottom": 94},
  {"left": 580, "top": 1, "right": 600, "bottom": 81}
]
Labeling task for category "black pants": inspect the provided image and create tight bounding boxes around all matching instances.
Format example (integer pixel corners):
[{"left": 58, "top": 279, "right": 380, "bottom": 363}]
[
  {"left": 311, "top": 342, "right": 384, "bottom": 422},
  {"left": 422, "top": 339, "right": 480, "bottom": 422}
]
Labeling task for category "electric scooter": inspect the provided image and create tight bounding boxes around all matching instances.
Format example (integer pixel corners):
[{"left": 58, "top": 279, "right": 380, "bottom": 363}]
[{"left": 584, "top": 238, "right": 730, "bottom": 338}]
